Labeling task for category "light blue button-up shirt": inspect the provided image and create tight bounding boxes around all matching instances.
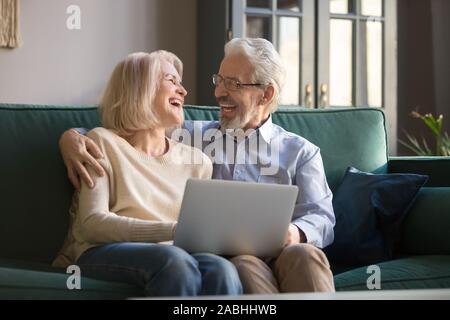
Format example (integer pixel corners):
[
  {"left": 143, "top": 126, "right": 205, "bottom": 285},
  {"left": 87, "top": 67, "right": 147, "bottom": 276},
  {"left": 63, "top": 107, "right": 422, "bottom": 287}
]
[{"left": 182, "top": 116, "right": 335, "bottom": 248}]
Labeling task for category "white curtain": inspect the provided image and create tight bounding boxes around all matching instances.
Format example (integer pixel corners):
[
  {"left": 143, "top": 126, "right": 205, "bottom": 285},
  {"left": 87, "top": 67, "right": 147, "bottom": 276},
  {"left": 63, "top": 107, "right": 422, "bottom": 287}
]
[{"left": 0, "top": 0, "right": 21, "bottom": 48}]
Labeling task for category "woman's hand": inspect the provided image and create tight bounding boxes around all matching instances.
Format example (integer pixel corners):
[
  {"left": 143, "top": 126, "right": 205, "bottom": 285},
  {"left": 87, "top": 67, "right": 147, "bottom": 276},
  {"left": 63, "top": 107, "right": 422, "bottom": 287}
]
[{"left": 59, "top": 129, "right": 105, "bottom": 190}]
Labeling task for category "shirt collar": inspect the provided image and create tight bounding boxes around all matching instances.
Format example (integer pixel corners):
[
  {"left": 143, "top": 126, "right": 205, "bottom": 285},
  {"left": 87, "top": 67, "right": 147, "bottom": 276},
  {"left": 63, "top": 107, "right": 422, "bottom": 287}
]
[
  {"left": 215, "top": 114, "right": 273, "bottom": 143},
  {"left": 258, "top": 115, "right": 273, "bottom": 144}
]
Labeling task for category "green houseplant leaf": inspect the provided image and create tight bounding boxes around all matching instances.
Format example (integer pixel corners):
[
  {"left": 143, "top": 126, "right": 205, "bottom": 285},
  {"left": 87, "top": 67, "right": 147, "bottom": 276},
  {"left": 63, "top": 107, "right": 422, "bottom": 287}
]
[{"left": 401, "top": 112, "right": 450, "bottom": 156}]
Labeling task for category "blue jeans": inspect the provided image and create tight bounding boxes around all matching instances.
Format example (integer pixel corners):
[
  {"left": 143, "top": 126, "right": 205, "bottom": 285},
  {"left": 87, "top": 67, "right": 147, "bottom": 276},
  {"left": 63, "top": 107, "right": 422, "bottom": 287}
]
[{"left": 77, "top": 242, "right": 242, "bottom": 297}]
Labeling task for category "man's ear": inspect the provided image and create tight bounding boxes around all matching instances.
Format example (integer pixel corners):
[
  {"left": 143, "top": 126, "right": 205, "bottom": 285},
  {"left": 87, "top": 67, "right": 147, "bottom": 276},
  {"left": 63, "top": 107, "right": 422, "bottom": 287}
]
[{"left": 260, "top": 84, "right": 275, "bottom": 106}]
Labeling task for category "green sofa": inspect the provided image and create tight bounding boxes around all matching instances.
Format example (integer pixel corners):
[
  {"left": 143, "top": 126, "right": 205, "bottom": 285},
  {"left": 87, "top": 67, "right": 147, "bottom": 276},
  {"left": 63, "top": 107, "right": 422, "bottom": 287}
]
[{"left": 1, "top": 103, "right": 450, "bottom": 299}]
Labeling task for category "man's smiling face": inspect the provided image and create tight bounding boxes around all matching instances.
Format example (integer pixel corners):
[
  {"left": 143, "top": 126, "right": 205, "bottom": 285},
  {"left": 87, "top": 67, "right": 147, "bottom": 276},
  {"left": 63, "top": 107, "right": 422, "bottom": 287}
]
[{"left": 214, "top": 54, "right": 269, "bottom": 131}]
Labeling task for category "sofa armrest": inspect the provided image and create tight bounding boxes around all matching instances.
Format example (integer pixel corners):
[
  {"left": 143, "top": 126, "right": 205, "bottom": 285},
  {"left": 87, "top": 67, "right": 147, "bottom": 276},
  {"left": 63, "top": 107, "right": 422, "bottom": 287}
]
[
  {"left": 388, "top": 156, "right": 450, "bottom": 187},
  {"left": 401, "top": 187, "right": 450, "bottom": 255}
]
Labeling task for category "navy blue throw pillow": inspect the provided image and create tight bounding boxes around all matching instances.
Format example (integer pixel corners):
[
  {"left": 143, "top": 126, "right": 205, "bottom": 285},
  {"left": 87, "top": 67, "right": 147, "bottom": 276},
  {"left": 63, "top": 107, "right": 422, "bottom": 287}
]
[{"left": 324, "top": 167, "right": 428, "bottom": 267}]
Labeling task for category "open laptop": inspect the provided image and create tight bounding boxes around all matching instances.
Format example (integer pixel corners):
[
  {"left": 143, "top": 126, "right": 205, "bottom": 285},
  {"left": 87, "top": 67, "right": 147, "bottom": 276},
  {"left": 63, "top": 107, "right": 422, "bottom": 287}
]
[{"left": 173, "top": 179, "right": 298, "bottom": 257}]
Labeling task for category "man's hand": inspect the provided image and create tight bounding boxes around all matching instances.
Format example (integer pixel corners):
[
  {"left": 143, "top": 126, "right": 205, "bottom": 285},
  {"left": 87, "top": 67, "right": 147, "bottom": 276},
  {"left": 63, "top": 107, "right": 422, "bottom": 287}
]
[
  {"left": 284, "top": 224, "right": 306, "bottom": 246},
  {"left": 59, "top": 129, "right": 105, "bottom": 191},
  {"left": 172, "top": 222, "right": 178, "bottom": 238}
]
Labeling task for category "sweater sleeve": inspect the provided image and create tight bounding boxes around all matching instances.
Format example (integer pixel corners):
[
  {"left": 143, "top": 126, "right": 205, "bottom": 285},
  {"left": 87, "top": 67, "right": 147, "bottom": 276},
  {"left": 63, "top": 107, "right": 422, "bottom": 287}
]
[
  {"left": 75, "top": 135, "right": 176, "bottom": 244},
  {"left": 200, "top": 153, "right": 213, "bottom": 179}
]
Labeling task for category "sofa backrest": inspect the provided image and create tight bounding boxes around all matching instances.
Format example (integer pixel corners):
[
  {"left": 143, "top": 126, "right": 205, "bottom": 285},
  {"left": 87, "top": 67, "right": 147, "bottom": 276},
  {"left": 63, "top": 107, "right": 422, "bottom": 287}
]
[
  {"left": 0, "top": 104, "right": 101, "bottom": 263},
  {"left": 184, "top": 106, "right": 389, "bottom": 191},
  {"left": 0, "top": 103, "right": 388, "bottom": 263}
]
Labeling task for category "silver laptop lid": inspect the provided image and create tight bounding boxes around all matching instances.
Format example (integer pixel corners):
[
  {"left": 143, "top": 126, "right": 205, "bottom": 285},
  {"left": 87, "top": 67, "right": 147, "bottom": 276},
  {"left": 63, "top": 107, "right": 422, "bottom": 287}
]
[{"left": 174, "top": 179, "right": 298, "bottom": 257}]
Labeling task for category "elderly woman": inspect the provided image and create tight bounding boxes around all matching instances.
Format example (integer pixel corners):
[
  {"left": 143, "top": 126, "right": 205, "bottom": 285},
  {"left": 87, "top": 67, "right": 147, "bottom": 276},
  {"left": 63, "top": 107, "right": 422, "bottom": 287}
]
[{"left": 53, "top": 51, "right": 242, "bottom": 297}]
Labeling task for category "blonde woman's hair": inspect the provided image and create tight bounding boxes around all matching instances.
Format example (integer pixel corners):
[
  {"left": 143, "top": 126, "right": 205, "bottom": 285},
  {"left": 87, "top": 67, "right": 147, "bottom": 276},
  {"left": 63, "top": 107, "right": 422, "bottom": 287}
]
[
  {"left": 225, "top": 38, "right": 286, "bottom": 113},
  {"left": 99, "top": 50, "right": 183, "bottom": 137}
]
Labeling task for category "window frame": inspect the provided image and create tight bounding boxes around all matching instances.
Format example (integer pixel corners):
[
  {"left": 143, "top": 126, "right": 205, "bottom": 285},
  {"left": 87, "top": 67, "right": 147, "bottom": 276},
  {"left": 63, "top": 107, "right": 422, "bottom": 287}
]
[
  {"left": 320, "top": 0, "right": 387, "bottom": 108},
  {"left": 232, "top": 0, "right": 315, "bottom": 106}
]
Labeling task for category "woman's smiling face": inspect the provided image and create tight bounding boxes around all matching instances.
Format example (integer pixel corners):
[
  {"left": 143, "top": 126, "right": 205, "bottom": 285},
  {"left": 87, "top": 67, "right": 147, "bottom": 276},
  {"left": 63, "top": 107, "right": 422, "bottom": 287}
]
[{"left": 153, "top": 60, "right": 188, "bottom": 128}]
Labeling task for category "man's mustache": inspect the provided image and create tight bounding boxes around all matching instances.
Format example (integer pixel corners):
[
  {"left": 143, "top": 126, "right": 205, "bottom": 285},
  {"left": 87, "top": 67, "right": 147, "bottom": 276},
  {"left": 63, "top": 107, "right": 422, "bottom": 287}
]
[{"left": 217, "top": 97, "right": 238, "bottom": 106}]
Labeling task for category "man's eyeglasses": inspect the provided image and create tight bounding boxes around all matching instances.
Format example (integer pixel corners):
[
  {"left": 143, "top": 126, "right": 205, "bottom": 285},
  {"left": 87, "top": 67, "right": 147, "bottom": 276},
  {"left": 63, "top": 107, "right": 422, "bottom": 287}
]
[{"left": 212, "top": 74, "right": 265, "bottom": 91}]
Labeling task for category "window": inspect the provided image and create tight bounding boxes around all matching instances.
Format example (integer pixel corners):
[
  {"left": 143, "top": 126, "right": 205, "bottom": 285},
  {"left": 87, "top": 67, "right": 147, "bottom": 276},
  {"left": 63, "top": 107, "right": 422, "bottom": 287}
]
[
  {"left": 327, "top": 0, "right": 384, "bottom": 108},
  {"left": 232, "top": 0, "right": 314, "bottom": 106}
]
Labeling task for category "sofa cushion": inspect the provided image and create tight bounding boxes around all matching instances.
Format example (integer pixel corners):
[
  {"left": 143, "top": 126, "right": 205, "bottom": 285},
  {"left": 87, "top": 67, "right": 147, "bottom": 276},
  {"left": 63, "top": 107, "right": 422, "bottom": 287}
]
[
  {"left": 401, "top": 187, "right": 450, "bottom": 255},
  {"left": 334, "top": 255, "right": 450, "bottom": 291},
  {"left": 0, "top": 260, "right": 141, "bottom": 299},
  {"left": 324, "top": 167, "right": 427, "bottom": 267}
]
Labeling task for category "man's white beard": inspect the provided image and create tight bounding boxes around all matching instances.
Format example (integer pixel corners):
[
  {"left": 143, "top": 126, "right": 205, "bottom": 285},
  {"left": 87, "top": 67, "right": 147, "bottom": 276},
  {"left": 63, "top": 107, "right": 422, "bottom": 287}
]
[{"left": 220, "top": 108, "right": 258, "bottom": 132}]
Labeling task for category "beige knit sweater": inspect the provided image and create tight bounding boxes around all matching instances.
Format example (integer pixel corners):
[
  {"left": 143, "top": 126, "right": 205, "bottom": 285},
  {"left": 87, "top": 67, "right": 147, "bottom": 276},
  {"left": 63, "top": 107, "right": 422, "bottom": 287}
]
[{"left": 52, "top": 127, "right": 212, "bottom": 268}]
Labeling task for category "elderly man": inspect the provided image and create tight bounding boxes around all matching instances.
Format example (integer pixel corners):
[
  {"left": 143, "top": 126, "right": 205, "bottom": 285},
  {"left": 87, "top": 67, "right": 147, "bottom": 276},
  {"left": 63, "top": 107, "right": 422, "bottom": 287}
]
[{"left": 59, "top": 38, "right": 335, "bottom": 294}]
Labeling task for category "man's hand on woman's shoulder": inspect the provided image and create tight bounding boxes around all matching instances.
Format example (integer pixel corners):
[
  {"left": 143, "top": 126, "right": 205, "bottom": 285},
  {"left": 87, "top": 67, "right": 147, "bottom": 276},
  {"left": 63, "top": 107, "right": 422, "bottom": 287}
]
[{"left": 59, "top": 128, "right": 105, "bottom": 190}]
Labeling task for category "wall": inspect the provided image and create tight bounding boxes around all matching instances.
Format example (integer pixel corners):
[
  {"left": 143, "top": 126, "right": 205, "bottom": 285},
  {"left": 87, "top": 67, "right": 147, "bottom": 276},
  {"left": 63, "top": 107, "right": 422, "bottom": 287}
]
[
  {"left": 431, "top": 0, "right": 450, "bottom": 125},
  {"left": 397, "top": 0, "right": 450, "bottom": 155},
  {"left": 0, "top": 0, "right": 198, "bottom": 105}
]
